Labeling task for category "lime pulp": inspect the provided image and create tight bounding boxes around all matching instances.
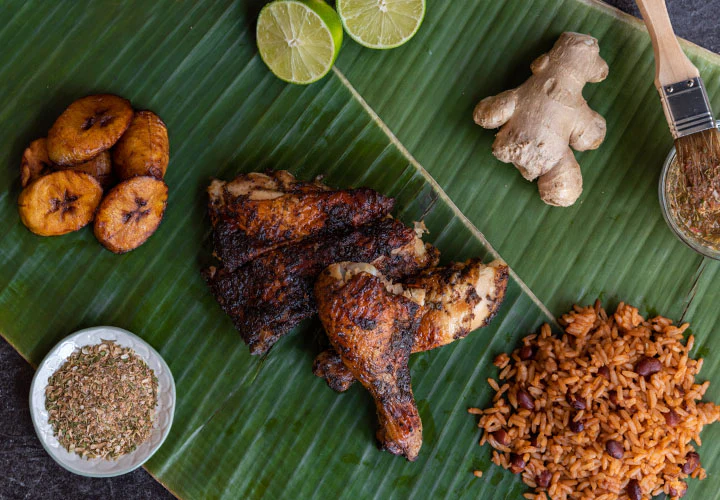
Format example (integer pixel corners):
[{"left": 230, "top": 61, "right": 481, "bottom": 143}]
[
  {"left": 336, "top": 0, "right": 426, "bottom": 49},
  {"left": 256, "top": 0, "right": 343, "bottom": 85}
]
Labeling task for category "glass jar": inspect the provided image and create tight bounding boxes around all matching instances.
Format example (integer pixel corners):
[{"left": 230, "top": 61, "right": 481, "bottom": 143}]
[{"left": 659, "top": 121, "right": 720, "bottom": 260}]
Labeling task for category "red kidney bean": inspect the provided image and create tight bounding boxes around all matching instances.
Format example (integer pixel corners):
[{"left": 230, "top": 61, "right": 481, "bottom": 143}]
[
  {"left": 665, "top": 409, "right": 681, "bottom": 427},
  {"left": 682, "top": 451, "right": 700, "bottom": 475},
  {"left": 569, "top": 416, "right": 584, "bottom": 433},
  {"left": 566, "top": 393, "right": 586, "bottom": 410},
  {"left": 517, "top": 389, "right": 534, "bottom": 410},
  {"left": 627, "top": 479, "right": 642, "bottom": 500},
  {"left": 635, "top": 356, "right": 662, "bottom": 377},
  {"left": 518, "top": 345, "right": 534, "bottom": 360},
  {"left": 605, "top": 439, "right": 624, "bottom": 459},
  {"left": 668, "top": 481, "right": 687, "bottom": 498},
  {"left": 537, "top": 470, "right": 552, "bottom": 489},
  {"left": 492, "top": 429, "right": 509, "bottom": 446},
  {"left": 509, "top": 453, "right": 525, "bottom": 474}
]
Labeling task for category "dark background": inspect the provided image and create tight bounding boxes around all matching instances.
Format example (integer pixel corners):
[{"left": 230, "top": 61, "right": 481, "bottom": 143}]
[{"left": 1, "top": 1, "right": 717, "bottom": 499}]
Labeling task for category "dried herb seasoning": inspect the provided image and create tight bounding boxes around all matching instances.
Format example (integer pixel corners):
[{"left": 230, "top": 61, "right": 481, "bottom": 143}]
[{"left": 45, "top": 340, "right": 158, "bottom": 460}]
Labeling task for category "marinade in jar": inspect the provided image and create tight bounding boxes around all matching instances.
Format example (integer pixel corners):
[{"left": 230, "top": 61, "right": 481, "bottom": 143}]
[{"left": 666, "top": 152, "right": 720, "bottom": 249}]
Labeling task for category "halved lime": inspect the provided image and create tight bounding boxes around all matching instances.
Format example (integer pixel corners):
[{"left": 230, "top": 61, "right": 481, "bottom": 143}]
[
  {"left": 257, "top": 0, "right": 343, "bottom": 85},
  {"left": 337, "top": 0, "right": 426, "bottom": 49}
]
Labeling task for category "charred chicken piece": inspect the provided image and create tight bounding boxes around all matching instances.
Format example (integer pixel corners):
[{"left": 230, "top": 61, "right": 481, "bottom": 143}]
[
  {"left": 313, "top": 259, "right": 509, "bottom": 392},
  {"left": 204, "top": 217, "right": 438, "bottom": 355},
  {"left": 208, "top": 171, "right": 394, "bottom": 269},
  {"left": 315, "top": 263, "right": 425, "bottom": 461}
]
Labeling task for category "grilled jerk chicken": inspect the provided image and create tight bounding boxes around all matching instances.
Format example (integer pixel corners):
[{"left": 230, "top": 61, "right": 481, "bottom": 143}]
[
  {"left": 313, "top": 259, "right": 509, "bottom": 392},
  {"left": 209, "top": 171, "right": 394, "bottom": 270},
  {"left": 315, "top": 263, "right": 425, "bottom": 461},
  {"left": 205, "top": 217, "right": 439, "bottom": 355}
]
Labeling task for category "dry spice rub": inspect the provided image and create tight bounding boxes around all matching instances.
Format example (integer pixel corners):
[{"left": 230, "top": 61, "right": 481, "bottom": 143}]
[{"left": 45, "top": 341, "right": 158, "bottom": 460}]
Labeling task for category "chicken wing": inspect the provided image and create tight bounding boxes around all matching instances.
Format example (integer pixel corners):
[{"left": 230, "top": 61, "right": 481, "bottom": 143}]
[
  {"left": 209, "top": 171, "right": 394, "bottom": 270},
  {"left": 204, "top": 217, "right": 439, "bottom": 355},
  {"left": 313, "top": 259, "right": 509, "bottom": 391},
  {"left": 315, "top": 263, "right": 425, "bottom": 461}
]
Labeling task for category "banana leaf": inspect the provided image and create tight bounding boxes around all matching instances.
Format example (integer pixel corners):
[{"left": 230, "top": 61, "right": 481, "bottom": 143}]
[{"left": 1, "top": 0, "right": 719, "bottom": 498}]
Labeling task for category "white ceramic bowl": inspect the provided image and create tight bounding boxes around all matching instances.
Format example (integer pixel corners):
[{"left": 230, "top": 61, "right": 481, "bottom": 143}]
[{"left": 29, "top": 326, "right": 175, "bottom": 477}]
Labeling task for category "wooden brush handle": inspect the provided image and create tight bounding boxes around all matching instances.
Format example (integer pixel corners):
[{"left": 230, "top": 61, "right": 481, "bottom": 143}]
[{"left": 635, "top": 0, "right": 699, "bottom": 88}]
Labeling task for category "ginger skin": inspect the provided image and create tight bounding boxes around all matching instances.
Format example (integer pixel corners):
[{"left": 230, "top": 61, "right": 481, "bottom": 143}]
[{"left": 474, "top": 32, "right": 609, "bottom": 207}]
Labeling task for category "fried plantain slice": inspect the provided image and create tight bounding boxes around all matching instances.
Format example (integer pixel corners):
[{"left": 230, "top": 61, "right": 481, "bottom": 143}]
[
  {"left": 20, "top": 138, "right": 54, "bottom": 187},
  {"left": 47, "top": 94, "right": 133, "bottom": 166},
  {"left": 61, "top": 150, "right": 114, "bottom": 189},
  {"left": 112, "top": 110, "right": 169, "bottom": 180},
  {"left": 93, "top": 176, "right": 168, "bottom": 253},
  {"left": 18, "top": 170, "right": 103, "bottom": 236}
]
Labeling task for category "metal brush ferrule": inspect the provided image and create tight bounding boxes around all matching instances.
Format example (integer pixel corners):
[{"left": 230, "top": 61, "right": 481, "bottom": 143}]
[{"left": 660, "top": 77, "right": 716, "bottom": 139}]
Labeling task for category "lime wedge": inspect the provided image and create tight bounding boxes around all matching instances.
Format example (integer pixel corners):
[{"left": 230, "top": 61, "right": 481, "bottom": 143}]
[
  {"left": 337, "top": 0, "right": 425, "bottom": 49},
  {"left": 257, "top": 0, "right": 343, "bottom": 85}
]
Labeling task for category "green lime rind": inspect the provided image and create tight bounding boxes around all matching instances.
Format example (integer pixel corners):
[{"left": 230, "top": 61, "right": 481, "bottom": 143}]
[
  {"left": 257, "top": 0, "right": 343, "bottom": 85},
  {"left": 337, "top": 0, "right": 426, "bottom": 50},
  {"left": 305, "top": 0, "right": 343, "bottom": 57}
]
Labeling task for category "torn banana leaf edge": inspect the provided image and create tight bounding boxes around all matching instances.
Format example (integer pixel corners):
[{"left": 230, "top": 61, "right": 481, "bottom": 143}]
[{"left": 4, "top": 0, "right": 720, "bottom": 498}]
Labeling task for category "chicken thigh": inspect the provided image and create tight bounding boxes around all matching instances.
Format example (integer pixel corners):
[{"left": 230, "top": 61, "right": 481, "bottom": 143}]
[{"left": 208, "top": 171, "right": 393, "bottom": 270}]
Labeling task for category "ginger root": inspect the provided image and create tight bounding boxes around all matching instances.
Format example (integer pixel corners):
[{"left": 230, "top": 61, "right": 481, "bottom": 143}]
[{"left": 474, "top": 32, "right": 608, "bottom": 207}]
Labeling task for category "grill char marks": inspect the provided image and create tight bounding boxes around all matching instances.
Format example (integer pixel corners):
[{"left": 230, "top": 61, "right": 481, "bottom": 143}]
[
  {"left": 208, "top": 171, "right": 395, "bottom": 270},
  {"left": 205, "top": 177, "right": 439, "bottom": 355}
]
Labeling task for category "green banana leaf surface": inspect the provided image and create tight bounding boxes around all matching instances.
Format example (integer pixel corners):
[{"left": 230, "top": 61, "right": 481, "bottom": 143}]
[{"left": 2, "top": 0, "right": 720, "bottom": 498}]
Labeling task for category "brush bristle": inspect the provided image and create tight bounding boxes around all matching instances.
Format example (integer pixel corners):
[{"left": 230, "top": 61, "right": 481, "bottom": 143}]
[
  {"left": 675, "top": 128, "right": 720, "bottom": 173},
  {"left": 673, "top": 127, "right": 720, "bottom": 235}
]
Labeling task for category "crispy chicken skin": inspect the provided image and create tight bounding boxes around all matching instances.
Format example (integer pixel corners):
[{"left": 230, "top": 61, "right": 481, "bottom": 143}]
[
  {"left": 315, "top": 263, "right": 425, "bottom": 461},
  {"left": 312, "top": 350, "right": 356, "bottom": 392},
  {"left": 313, "top": 259, "right": 509, "bottom": 391},
  {"left": 406, "top": 258, "right": 509, "bottom": 350},
  {"left": 204, "top": 217, "right": 439, "bottom": 355},
  {"left": 209, "top": 171, "right": 394, "bottom": 269}
]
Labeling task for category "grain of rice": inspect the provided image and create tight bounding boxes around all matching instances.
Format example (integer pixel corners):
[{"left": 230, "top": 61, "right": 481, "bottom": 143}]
[{"left": 470, "top": 302, "right": 720, "bottom": 499}]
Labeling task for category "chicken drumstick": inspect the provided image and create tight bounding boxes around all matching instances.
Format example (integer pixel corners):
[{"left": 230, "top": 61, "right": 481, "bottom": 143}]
[{"left": 315, "top": 263, "right": 425, "bottom": 461}]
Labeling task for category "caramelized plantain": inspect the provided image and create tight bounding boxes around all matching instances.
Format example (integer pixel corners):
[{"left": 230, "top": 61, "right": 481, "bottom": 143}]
[
  {"left": 93, "top": 176, "right": 168, "bottom": 253},
  {"left": 112, "top": 110, "right": 169, "bottom": 180},
  {"left": 20, "top": 138, "right": 54, "bottom": 187},
  {"left": 61, "top": 150, "right": 114, "bottom": 189},
  {"left": 47, "top": 94, "right": 133, "bottom": 166},
  {"left": 18, "top": 170, "right": 103, "bottom": 236}
]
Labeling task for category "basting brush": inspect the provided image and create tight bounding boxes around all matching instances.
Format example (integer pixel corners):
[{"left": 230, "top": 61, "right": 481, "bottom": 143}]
[{"left": 635, "top": 0, "right": 719, "bottom": 190}]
